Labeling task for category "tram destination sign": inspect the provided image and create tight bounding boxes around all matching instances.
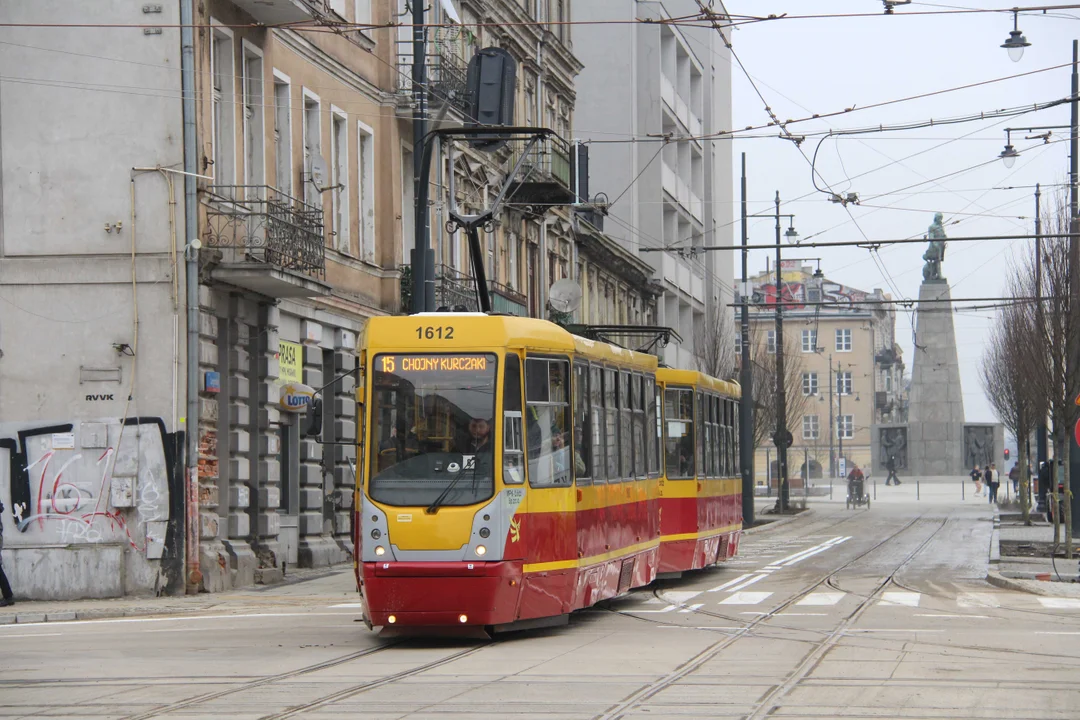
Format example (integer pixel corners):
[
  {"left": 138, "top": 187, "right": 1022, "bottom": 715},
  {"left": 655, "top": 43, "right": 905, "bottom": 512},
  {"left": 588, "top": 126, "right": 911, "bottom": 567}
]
[{"left": 377, "top": 354, "right": 489, "bottom": 374}]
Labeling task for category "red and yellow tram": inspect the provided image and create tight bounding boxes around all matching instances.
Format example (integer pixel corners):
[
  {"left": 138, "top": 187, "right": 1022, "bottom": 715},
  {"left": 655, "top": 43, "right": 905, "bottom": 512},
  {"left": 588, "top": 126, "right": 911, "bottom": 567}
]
[{"left": 353, "top": 314, "right": 741, "bottom": 631}]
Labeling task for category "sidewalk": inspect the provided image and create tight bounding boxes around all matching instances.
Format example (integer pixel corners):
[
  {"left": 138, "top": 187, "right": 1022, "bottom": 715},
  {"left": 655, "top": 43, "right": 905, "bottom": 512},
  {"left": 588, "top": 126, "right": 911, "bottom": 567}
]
[
  {"left": 988, "top": 509, "right": 1080, "bottom": 597},
  {"left": 0, "top": 563, "right": 359, "bottom": 625}
]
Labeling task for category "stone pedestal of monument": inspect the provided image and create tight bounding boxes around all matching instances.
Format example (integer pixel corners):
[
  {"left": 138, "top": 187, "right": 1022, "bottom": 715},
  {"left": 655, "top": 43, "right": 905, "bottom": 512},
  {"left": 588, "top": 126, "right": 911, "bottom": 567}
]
[{"left": 907, "top": 281, "right": 966, "bottom": 475}]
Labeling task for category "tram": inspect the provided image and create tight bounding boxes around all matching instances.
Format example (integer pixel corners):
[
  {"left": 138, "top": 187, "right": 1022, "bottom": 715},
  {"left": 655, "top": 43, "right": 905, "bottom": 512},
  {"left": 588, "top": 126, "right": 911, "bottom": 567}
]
[{"left": 353, "top": 313, "right": 742, "bottom": 631}]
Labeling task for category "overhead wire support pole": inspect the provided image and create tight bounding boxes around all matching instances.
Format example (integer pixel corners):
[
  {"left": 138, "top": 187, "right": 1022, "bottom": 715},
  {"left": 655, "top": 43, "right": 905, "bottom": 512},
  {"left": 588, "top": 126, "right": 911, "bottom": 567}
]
[
  {"left": 1035, "top": 183, "right": 1048, "bottom": 493},
  {"left": 1069, "top": 38, "right": 1080, "bottom": 538},
  {"left": 410, "top": 0, "right": 431, "bottom": 314},
  {"left": 773, "top": 191, "right": 790, "bottom": 513},
  {"left": 740, "top": 154, "right": 754, "bottom": 528}
]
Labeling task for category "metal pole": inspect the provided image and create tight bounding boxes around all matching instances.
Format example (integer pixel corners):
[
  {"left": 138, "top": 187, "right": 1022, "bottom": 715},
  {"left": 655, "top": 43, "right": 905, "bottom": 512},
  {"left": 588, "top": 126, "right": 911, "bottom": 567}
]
[
  {"left": 410, "top": 0, "right": 431, "bottom": 313},
  {"left": 828, "top": 352, "right": 834, "bottom": 479},
  {"left": 1068, "top": 39, "right": 1080, "bottom": 537},
  {"left": 774, "top": 192, "right": 790, "bottom": 512},
  {"left": 766, "top": 448, "right": 771, "bottom": 496},
  {"left": 1036, "top": 183, "right": 1048, "bottom": 498},
  {"left": 837, "top": 359, "right": 844, "bottom": 478},
  {"left": 740, "top": 154, "right": 755, "bottom": 527}
]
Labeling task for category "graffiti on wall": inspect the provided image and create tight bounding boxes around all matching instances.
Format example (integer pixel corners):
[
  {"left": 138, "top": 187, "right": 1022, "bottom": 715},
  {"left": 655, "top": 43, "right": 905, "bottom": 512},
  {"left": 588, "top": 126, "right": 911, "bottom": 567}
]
[
  {"left": 751, "top": 280, "right": 869, "bottom": 310},
  {"left": 0, "top": 418, "right": 182, "bottom": 565}
]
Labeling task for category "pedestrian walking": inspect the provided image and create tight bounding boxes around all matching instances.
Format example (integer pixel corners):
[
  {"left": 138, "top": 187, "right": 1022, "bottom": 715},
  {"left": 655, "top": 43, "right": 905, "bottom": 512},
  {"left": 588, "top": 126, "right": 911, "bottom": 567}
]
[
  {"left": 1009, "top": 462, "right": 1020, "bottom": 496},
  {"left": 0, "top": 500, "right": 14, "bottom": 607},
  {"left": 970, "top": 465, "right": 983, "bottom": 497},
  {"left": 986, "top": 464, "right": 999, "bottom": 504},
  {"left": 885, "top": 455, "right": 901, "bottom": 486}
]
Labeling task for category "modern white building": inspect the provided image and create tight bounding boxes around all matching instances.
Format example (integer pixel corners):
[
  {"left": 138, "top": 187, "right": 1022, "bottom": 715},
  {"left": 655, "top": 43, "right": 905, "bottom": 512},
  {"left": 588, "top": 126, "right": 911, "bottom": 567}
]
[{"left": 572, "top": 0, "right": 735, "bottom": 370}]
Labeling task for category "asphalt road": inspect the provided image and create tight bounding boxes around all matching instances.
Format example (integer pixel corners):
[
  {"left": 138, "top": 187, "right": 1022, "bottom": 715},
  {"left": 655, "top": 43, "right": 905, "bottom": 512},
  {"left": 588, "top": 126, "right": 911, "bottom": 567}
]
[{"left": 2, "top": 486, "right": 1078, "bottom": 719}]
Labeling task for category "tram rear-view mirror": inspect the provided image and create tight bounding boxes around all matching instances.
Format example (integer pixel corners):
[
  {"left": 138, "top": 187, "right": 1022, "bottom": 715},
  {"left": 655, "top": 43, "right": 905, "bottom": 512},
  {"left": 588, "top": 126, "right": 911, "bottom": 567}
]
[{"left": 305, "top": 397, "right": 323, "bottom": 438}]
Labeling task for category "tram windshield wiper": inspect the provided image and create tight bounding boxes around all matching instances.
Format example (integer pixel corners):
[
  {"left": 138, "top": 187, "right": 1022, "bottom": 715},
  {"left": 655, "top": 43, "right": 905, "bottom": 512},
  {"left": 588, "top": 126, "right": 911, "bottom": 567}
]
[{"left": 426, "top": 457, "right": 477, "bottom": 514}]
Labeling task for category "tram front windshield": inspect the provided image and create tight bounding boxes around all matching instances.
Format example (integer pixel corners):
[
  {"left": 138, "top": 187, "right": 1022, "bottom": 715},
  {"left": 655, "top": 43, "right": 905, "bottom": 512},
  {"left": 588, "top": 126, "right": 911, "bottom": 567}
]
[{"left": 368, "top": 353, "right": 497, "bottom": 507}]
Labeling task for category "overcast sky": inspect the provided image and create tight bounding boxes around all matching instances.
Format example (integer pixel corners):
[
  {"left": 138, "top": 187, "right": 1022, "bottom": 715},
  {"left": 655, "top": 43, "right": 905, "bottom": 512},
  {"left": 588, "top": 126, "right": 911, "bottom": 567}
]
[{"left": 724, "top": 1, "right": 1076, "bottom": 424}]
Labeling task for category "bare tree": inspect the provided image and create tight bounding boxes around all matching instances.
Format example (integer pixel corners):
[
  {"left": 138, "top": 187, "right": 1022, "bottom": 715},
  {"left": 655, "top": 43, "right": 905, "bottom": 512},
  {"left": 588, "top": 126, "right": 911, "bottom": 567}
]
[
  {"left": 981, "top": 284, "right": 1041, "bottom": 524},
  {"left": 696, "top": 309, "right": 738, "bottom": 381},
  {"left": 738, "top": 326, "right": 808, "bottom": 466}
]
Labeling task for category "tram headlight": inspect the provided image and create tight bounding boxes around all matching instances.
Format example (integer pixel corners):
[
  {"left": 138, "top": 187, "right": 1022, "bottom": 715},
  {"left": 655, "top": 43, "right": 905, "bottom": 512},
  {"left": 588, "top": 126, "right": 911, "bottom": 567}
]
[
  {"left": 474, "top": 545, "right": 487, "bottom": 556},
  {"left": 370, "top": 529, "right": 382, "bottom": 540},
  {"left": 387, "top": 615, "right": 397, "bottom": 624},
  {"left": 374, "top": 545, "right": 386, "bottom": 556},
  {"left": 478, "top": 527, "right": 490, "bottom": 538},
  {"left": 459, "top": 614, "right": 468, "bottom": 623}
]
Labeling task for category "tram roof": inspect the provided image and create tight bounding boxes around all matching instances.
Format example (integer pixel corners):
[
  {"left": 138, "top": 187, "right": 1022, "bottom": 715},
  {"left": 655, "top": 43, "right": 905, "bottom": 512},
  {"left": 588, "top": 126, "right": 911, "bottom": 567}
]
[
  {"left": 658, "top": 367, "right": 742, "bottom": 399},
  {"left": 365, "top": 314, "right": 657, "bottom": 370}
]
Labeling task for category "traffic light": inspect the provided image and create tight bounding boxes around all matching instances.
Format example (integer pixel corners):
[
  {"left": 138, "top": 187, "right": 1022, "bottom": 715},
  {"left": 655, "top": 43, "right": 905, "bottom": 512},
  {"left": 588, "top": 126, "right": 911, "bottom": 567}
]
[
  {"left": 465, "top": 47, "right": 517, "bottom": 152},
  {"left": 1004, "top": 448, "right": 1011, "bottom": 460}
]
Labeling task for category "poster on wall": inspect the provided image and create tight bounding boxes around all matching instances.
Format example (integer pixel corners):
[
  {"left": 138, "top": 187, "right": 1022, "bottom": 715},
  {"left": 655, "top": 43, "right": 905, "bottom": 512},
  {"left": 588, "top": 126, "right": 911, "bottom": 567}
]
[{"left": 278, "top": 340, "right": 301, "bottom": 384}]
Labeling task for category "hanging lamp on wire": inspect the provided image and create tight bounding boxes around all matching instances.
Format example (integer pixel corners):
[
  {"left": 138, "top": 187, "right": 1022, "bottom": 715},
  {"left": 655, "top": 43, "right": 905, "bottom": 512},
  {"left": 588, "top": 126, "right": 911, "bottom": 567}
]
[{"left": 1001, "top": 10, "right": 1031, "bottom": 63}]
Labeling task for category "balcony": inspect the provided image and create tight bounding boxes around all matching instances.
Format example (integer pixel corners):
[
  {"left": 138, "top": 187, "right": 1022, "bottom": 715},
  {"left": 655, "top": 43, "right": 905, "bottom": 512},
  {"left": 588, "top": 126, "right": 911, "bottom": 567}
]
[
  {"left": 203, "top": 186, "right": 330, "bottom": 298},
  {"left": 396, "top": 41, "right": 470, "bottom": 118},
  {"left": 400, "top": 264, "right": 528, "bottom": 316},
  {"left": 228, "top": 0, "right": 329, "bottom": 25},
  {"left": 504, "top": 134, "right": 574, "bottom": 207}
]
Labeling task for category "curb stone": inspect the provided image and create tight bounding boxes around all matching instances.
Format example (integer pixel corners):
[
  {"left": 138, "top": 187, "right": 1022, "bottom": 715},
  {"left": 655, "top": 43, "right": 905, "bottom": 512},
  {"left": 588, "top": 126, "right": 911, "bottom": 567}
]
[{"left": 986, "top": 569, "right": 1080, "bottom": 597}]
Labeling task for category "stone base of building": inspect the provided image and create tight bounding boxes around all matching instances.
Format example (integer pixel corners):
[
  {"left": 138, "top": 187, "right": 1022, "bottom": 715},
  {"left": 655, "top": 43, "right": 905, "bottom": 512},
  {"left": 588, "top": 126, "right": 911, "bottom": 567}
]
[{"left": 298, "top": 535, "right": 350, "bottom": 567}]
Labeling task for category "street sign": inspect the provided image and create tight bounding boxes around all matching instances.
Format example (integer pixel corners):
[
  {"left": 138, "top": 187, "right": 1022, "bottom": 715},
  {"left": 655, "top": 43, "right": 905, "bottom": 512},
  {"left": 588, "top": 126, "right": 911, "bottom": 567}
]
[
  {"left": 1075, "top": 417, "right": 1080, "bottom": 448},
  {"left": 772, "top": 429, "right": 793, "bottom": 449},
  {"left": 838, "top": 458, "right": 847, "bottom": 478},
  {"left": 1075, "top": 391, "right": 1080, "bottom": 407}
]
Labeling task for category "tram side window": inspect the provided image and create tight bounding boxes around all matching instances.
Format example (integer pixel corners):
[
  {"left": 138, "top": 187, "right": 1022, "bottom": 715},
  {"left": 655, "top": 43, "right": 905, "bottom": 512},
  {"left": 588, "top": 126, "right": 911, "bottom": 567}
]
[
  {"left": 525, "top": 358, "right": 572, "bottom": 488},
  {"left": 732, "top": 399, "right": 740, "bottom": 474},
  {"left": 646, "top": 377, "right": 660, "bottom": 476},
  {"left": 695, "top": 393, "right": 705, "bottom": 480},
  {"left": 619, "top": 371, "right": 632, "bottom": 480},
  {"left": 604, "top": 368, "right": 619, "bottom": 481},
  {"left": 706, "top": 395, "right": 716, "bottom": 479},
  {"left": 665, "top": 388, "right": 695, "bottom": 479},
  {"left": 635, "top": 375, "right": 647, "bottom": 479},
  {"left": 714, "top": 396, "right": 723, "bottom": 478},
  {"left": 702, "top": 396, "right": 712, "bottom": 480},
  {"left": 590, "top": 365, "right": 604, "bottom": 482},
  {"left": 574, "top": 362, "right": 591, "bottom": 484},
  {"left": 503, "top": 354, "right": 524, "bottom": 485}
]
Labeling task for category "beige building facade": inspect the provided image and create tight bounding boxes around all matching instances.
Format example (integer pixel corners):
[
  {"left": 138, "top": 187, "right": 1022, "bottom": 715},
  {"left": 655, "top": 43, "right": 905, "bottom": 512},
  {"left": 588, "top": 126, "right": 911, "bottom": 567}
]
[{"left": 739, "top": 262, "right": 906, "bottom": 488}]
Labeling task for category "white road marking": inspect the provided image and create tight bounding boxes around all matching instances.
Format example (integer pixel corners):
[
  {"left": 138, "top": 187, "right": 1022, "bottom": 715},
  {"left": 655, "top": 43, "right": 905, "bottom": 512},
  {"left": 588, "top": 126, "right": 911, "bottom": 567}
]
[
  {"left": 0, "top": 633, "right": 62, "bottom": 638},
  {"left": 879, "top": 592, "right": 921, "bottom": 607},
  {"left": 1035, "top": 631, "right": 1080, "bottom": 635},
  {"left": 916, "top": 614, "right": 991, "bottom": 619},
  {"left": 781, "top": 613, "right": 828, "bottom": 616},
  {"left": 0, "top": 612, "right": 351, "bottom": 630},
  {"left": 634, "top": 605, "right": 677, "bottom": 613},
  {"left": 719, "top": 591, "right": 773, "bottom": 605},
  {"left": 708, "top": 574, "right": 752, "bottom": 593},
  {"left": 797, "top": 592, "right": 846, "bottom": 606},
  {"left": 678, "top": 604, "right": 704, "bottom": 613},
  {"left": 957, "top": 593, "right": 1000, "bottom": 608},
  {"left": 846, "top": 629, "right": 942, "bottom": 633},
  {"left": 1038, "top": 598, "right": 1080, "bottom": 609},
  {"left": 664, "top": 591, "right": 704, "bottom": 605},
  {"left": 329, "top": 603, "right": 365, "bottom": 608},
  {"left": 740, "top": 611, "right": 768, "bottom": 615},
  {"left": 724, "top": 574, "right": 768, "bottom": 592}
]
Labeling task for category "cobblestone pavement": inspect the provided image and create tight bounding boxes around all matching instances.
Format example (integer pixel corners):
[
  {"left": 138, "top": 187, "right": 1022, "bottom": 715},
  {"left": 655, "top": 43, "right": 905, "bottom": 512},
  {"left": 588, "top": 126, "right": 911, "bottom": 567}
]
[{"left": 2, "top": 483, "right": 1079, "bottom": 719}]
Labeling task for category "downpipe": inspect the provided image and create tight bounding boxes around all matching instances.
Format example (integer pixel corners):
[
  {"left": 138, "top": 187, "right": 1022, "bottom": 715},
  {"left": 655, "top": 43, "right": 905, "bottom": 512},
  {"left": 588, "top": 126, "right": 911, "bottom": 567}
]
[{"left": 180, "top": 0, "right": 202, "bottom": 591}]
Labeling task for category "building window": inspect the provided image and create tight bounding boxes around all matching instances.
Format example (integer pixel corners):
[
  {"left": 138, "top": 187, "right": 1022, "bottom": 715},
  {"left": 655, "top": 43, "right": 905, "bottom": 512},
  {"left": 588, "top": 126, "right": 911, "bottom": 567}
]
[
  {"left": 242, "top": 42, "right": 264, "bottom": 191},
  {"left": 802, "top": 372, "right": 818, "bottom": 396},
  {"left": 272, "top": 71, "right": 292, "bottom": 197},
  {"left": 801, "top": 329, "right": 817, "bottom": 353},
  {"left": 836, "top": 328, "right": 852, "bottom": 352},
  {"left": 357, "top": 121, "right": 375, "bottom": 262},
  {"left": 330, "top": 108, "right": 350, "bottom": 254},
  {"left": 802, "top": 415, "right": 819, "bottom": 440},
  {"left": 885, "top": 371, "right": 893, "bottom": 392},
  {"left": 302, "top": 90, "right": 321, "bottom": 207},
  {"left": 838, "top": 415, "right": 854, "bottom": 439},
  {"left": 211, "top": 24, "right": 235, "bottom": 186},
  {"left": 837, "top": 371, "right": 852, "bottom": 396},
  {"left": 767, "top": 330, "right": 776, "bottom": 354},
  {"left": 355, "top": 0, "right": 372, "bottom": 31}
]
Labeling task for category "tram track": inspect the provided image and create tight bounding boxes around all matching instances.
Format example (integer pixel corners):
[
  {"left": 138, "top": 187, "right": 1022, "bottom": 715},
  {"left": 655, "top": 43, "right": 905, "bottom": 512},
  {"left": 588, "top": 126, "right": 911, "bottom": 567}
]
[{"left": 592, "top": 514, "right": 934, "bottom": 720}]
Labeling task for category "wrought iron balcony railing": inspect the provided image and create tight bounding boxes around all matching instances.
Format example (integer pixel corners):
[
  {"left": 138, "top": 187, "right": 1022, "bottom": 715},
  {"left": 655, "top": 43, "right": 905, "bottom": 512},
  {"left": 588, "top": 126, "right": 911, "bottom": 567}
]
[
  {"left": 203, "top": 185, "right": 325, "bottom": 280},
  {"left": 505, "top": 134, "right": 574, "bottom": 206},
  {"left": 400, "top": 264, "right": 528, "bottom": 316},
  {"left": 396, "top": 41, "right": 470, "bottom": 117}
]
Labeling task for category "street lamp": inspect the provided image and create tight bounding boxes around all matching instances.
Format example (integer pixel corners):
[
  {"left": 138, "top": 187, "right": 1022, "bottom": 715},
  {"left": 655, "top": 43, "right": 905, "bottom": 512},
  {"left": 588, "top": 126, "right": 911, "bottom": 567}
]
[
  {"left": 1000, "top": 126, "right": 1068, "bottom": 168},
  {"left": 1001, "top": 10, "right": 1030, "bottom": 63},
  {"left": 999, "top": 143, "right": 1019, "bottom": 169},
  {"left": 784, "top": 223, "right": 799, "bottom": 244}
]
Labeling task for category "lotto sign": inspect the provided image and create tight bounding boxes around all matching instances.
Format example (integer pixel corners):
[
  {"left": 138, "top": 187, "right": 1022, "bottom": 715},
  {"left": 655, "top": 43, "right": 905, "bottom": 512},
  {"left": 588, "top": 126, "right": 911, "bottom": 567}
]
[
  {"left": 280, "top": 382, "right": 314, "bottom": 413},
  {"left": 278, "top": 340, "right": 302, "bottom": 384}
]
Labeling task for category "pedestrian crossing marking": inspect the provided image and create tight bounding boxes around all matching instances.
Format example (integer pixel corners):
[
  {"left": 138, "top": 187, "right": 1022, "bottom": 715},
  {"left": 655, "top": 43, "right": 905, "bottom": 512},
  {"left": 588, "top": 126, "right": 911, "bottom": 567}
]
[
  {"left": 708, "top": 574, "right": 752, "bottom": 593},
  {"left": 664, "top": 591, "right": 704, "bottom": 605},
  {"left": 958, "top": 593, "right": 1000, "bottom": 608},
  {"left": 880, "top": 592, "right": 921, "bottom": 607},
  {"left": 329, "top": 603, "right": 365, "bottom": 608},
  {"left": 1038, "top": 597, "right": 1080, "bottom": 609},
  {"left": 797, "top": 592, "right": 845, "bottom": 606},
  {"left": 719, "top": 591, "right": 773, "bottom": 605}
]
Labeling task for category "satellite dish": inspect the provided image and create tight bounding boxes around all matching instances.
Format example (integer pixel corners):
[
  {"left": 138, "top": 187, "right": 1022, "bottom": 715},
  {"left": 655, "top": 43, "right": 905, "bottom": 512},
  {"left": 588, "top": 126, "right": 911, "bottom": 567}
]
[
  {"left": 310, "top": 155, "right": 328, "bottom": 188},
  {"left": 440, "top": 0, "right": 462, "bottom": 24},
  {"left": 548, "top": 279, "right": 582, "bottom": 314}
]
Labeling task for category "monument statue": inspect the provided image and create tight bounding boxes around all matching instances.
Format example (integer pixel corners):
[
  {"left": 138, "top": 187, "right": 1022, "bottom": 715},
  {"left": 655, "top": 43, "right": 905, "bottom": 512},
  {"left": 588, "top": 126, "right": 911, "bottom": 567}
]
[
  {"left": 964, "top": 426, "right": 994, "bottom": 469},
  {"left": 879, "top": 427, "right": 908, "bottom": 469},
  {"left": 922, "top": 212, "right": 947, "bottom": 283}
]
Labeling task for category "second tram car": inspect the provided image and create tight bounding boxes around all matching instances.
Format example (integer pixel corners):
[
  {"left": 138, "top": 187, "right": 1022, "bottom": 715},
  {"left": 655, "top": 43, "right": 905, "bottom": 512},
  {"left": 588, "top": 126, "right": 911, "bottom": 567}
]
[{"left": 354, "top": 313, "right": 741, "bottom": 631}]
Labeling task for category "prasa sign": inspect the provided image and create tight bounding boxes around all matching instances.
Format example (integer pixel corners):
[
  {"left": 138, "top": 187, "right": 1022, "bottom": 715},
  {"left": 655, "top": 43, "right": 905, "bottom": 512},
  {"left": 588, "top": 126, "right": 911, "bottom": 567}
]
[{"left": 280, "top": 382, "right": 314, "bottom": 413}]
